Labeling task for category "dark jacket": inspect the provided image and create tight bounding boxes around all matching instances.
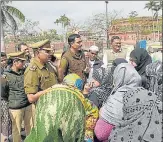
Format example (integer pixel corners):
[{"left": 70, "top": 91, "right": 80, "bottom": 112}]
[
  {"left": 3, "top": 69, "right": 31, "bottom": 109},
  {"left": 93, "top": 58, "right": 103, "bottom": 70},
  {"left": 85, "top": 58, "right": 103, "bottom": 79}
]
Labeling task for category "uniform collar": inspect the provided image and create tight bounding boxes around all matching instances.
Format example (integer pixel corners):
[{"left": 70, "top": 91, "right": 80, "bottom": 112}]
[
  {"left": 69, "top": 49, "right": 83, "bottom": 59},
  {"left": 7, "top": 68, "right": 23, "bottom": 75},
  {"left": 111, "top": 48, "right": 122, "bottom": 54},
  {"left": 32, "top": 58, "right": 45, "bottom": 69}
]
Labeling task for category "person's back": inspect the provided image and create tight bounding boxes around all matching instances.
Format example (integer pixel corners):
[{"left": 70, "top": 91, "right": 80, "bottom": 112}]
[
  {"left": 108, "top": 87, "right": 162, "bottom": 142},
  {"left": 146, "top": 60, "right": 163, "bottom": 101},
  {"left": 25, "top": 74, "right": 99, "bottom": 142},
  {"left": 25, "top": 84, "right": 86, "bottom": 142}
]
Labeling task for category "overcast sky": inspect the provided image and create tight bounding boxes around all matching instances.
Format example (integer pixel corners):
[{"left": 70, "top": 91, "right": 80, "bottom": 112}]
[{"left": 11, "top": 1, "right": 162, "bottom": 34}]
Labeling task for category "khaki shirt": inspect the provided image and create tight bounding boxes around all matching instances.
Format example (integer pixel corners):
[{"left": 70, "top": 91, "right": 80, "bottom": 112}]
[
  {"left": 103, "top": 48, "right": 127, "bottom": 67},
  {"left": 59, "top": 49, "right": 86, "bottom": 82},
  {"left": 24, "top": 58, "right": 57, "bottom": 94}
]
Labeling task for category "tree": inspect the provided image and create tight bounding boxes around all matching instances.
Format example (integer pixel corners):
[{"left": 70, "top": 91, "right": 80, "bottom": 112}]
[
  {"left": 83, "top": 10, "right": 121, "bottom": 40},
  {"left": 17, "top": 19, "right": 40, "bottom": 36},
  {"left": 1, "top": 1, "right": 25, "bottom": 52},
  {"left": 129, "top": 11, "right": 138, "bottom": 18},
  {"left": 54, "top": 14, "right": 70, "bottom": 42},
  {"left": 128, "top": 11, "right": 139, "bottom": 39},
  {"left": 144, "top": 0, "right": 162, "bottom": 41},
  {"left": 152, "top": 1, "right": 162, "bottom": 41}
]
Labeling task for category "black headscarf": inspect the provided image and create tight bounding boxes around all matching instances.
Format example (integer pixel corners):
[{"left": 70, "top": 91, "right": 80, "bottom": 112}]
[
  {"left": 111, "top": 58, "right": 128, "bottom": 73},
  {"left": 130, "top": 48, "right": 152, "bottom": 76}
]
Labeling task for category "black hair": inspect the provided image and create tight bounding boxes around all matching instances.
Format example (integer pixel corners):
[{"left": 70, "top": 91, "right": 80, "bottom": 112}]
[
  {"left": 111, "top": 36, "right": 121, "bottom": 43},
  {"left": 50, "top": 55, "right": 56, "bottom": 62},
  {"left": 1, "top": 52, "right": 7, "bottom": 57},
  {"left": 7, "top": 58, "right": 20, "bottom": 66},
  {"left": 68, "top": 34, "right": 80, "bottom": 46},
  {"left": 16, "top": 42, "right": 27, "bottom": 51},
  {"left": 61, "top": 51, "right": 66, "bottom": 57}
]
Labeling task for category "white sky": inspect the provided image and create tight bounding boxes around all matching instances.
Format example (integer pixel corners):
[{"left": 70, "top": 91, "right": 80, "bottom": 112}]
[{"left": 11, "top": 1, "right": 162, "bottom": 34}]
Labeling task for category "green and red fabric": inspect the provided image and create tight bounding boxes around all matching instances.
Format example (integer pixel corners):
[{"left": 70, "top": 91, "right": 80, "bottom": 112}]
[{"left": 25, "top": 84, "right": 98, "bottom": 142}]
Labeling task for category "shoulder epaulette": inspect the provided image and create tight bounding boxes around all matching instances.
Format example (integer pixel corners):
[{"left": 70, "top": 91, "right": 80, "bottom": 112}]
[{"left": 29, "top": 65, "right": 37, "bottom": 71}]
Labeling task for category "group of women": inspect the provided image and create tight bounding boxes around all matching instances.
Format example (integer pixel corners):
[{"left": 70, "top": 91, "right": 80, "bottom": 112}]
[
  {"left": 1, "top": 47, "right": 162, "bottom": 142},
  {"left": 24, "top": 47, "right": 162, "bottom": 142}
]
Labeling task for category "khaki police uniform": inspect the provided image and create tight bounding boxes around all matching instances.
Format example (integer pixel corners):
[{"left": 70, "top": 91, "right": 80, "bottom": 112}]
[
  {"left": 24, "top": 40, "right": 57, "bottom": 124},
  {"left": 7, "top": 51, "right": 26, "bottom": 61},
  {"left": 24, "top": 39, "right": 57, "bottom": 95},
  {"left": 4, "top": 52, "right": 33, "bottom": 142}
]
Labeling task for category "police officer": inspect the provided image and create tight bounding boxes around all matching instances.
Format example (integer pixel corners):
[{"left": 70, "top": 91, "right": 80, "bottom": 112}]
[
  {"left": 58, "top": 34, "right": 87, "bottom": 83},
  {"left": 24, "top": 39, "right": 57, "bottom": 104},
  {"left": 2, "top": 51, "right": 33, "bottom": 142}
]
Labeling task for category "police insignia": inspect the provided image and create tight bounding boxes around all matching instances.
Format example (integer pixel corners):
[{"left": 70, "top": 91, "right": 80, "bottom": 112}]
[{"left": 30, "top": 66, "right": 37, "bottom": 71}]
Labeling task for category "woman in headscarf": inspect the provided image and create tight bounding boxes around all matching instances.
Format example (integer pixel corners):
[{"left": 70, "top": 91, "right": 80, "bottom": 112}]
[
  {"left": 83, "top": 58, "right": 128, "bottom": 109},
  {"left": 25, "top": 73, "right": 99, "bottom": 142},
  {"left": 146, "top": 60, "right": 163, "bottom": 101},
  {"left": 130, "top": 47, "right": 152, "bottom": 76},
  {"left": 129, "top": 47, "right": 152, "bottom": 88},
  {"left": 111, "top": 58, "right": 128, "bottom": 73},
  {"left": 94, "top": 63, "right": 162, "bottom": 142},
  {"left": 83, "top": 67, "right": 113, "bottom": 109}
]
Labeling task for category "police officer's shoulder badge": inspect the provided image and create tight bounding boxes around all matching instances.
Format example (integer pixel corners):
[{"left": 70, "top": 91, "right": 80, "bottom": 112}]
[{"left": 29, "top": 65, "right": 37, "bottom": 71}]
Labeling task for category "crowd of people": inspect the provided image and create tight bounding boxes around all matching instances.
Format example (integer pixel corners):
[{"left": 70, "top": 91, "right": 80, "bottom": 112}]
[{"left": 1, "top": 34, "right": 162, "bottom": 142}]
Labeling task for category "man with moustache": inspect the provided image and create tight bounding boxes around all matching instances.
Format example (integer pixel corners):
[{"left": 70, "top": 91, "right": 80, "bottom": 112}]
[
  {"left": 24, "top": 39, "right": 57, "bottom": 104},
  {"left": 103, "top": 36, "right": 127, "bottom": 67},
  {"left": 16, "top": 42, "right": 32, "bottom": 68},
  {"left": 58, "top": 34, "right": 87, "bottom": 83}
]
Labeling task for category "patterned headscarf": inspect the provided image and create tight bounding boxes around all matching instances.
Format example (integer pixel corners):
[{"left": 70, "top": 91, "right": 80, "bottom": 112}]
[
  {"left": 146, "top": 61, "right": 163, "bottom": 101},
  {"left": 108, "top": 87, "right": 162, "bottom": 142},
  {"left": 112, "top": 63, "right": 142, "bottom": 93},
  {"left": 100, "top": 63, "right": 142, "bottom": 126},
  {"left": 63, "top": 73, "right": 84, "bottom": 91},
  {"left": 89, "top": 67, "right": 113, "bottom": 108}
]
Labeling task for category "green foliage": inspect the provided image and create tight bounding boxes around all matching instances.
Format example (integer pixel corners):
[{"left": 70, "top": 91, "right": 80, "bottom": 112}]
[
  {"left": 141, "top": 29, "right": 152, "bottom": 35},
  {"left": 54, "top": 14, "right": 70, "bottom": 29},
  {"left": 4, "top": 30, "right": 61, "bottom": 45},
  {"left": 1, "top": 1, "right": 25, "bottom": 31}
]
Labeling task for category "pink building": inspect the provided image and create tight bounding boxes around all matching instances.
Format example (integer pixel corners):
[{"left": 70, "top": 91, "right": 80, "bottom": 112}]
[{"left": 109, "top": 16, "right": 162, "bottom": 42}]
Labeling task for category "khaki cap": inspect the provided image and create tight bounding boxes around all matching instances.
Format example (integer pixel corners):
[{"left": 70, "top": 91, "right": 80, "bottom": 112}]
[
  {"left": 30, "top": 39, "right": 53, "bottom": 51},
  {"left": 54, "top": 53, "right": 62, "bottom": 59},
  {"left": 7, "top": 51, "right": 26, "bottom": 61}
]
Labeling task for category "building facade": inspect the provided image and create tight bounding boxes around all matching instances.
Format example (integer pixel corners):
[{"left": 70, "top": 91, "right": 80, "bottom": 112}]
[{"left": 109, "top": 16, "right": 162, "bottom": 41}]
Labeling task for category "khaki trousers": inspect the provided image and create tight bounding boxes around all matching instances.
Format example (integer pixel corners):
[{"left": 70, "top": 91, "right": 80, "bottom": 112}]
[{"left": 9, "top": 105, "right": 34, "bottom": 142}]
